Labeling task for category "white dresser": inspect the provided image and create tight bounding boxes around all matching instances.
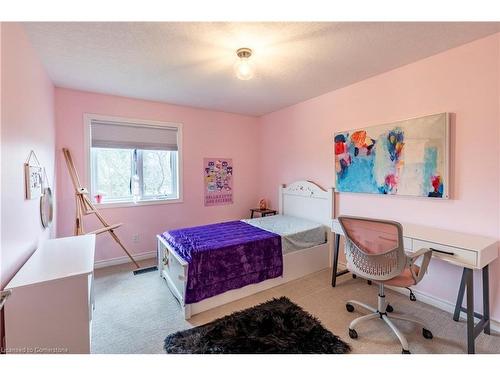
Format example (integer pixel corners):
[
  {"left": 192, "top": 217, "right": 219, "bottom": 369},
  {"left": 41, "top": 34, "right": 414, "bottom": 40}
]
[{"left": 4, "top": 235, "right": 96, "bottom": 354}]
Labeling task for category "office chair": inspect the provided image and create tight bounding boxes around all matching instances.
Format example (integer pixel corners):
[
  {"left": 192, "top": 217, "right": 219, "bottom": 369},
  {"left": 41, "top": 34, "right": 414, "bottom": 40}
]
[{"left": 338, "top": 216, "right": 434, "bottom": 354}]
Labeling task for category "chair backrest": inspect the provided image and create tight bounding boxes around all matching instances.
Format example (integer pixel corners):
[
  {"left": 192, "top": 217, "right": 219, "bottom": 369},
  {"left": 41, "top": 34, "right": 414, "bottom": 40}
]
[{"left": 338, "top": 216, "right": 407, "bottom": 281}]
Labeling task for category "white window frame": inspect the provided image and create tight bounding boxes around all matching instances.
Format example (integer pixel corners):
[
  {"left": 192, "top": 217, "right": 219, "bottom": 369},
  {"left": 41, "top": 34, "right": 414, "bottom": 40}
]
[{"left": 84, "top": 113, "right": 183, "bottom": 209}]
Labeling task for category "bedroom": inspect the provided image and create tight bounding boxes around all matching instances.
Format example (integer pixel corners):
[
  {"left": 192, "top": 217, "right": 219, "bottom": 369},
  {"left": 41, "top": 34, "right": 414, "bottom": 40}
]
[{"left": 1, "top": 0, "right": 500, "bottom": 372}]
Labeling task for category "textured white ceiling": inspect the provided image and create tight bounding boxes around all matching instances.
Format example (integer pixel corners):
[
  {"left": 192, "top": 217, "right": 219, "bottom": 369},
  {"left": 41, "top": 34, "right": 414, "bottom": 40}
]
[{"left": 24, "top": 22, "right": 500, "bottom": 116}]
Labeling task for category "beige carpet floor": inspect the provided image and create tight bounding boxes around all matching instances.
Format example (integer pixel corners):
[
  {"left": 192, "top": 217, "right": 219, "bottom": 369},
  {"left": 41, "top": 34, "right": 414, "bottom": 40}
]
[{"left": 91, "top": 261, "right": 500, "bottom": 354}]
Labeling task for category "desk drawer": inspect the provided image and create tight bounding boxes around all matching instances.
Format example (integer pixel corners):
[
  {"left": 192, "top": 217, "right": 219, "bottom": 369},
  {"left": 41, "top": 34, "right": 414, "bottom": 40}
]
[{"left": 413, "top": 239, "right": 477, "bottom": 268}]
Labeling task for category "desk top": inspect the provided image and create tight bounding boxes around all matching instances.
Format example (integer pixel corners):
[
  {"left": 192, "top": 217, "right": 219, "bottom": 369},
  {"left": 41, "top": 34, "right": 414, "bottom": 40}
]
[
  {"left": 400, "top": 222, "right": 497, "bottom": 252},
  {"left": 332, "top": 219, "right": 498, "bottom": 269},
  {"left": 6, "top": 235, "right": 96, "bottom": 289},
  {"left": 332, "top": 219, "right": 497, "bottom": 252}
]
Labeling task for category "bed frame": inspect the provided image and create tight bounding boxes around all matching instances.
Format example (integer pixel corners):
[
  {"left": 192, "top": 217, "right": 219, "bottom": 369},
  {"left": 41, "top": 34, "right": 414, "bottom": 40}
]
[{"left": 156, "top": 180, "right": 334, "bottom": 319}]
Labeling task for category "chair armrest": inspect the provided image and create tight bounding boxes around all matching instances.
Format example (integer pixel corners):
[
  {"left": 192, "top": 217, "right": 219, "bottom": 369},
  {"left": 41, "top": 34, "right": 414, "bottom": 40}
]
[{"left": 408, "top": 248, "right": 432, "bottom": 284}]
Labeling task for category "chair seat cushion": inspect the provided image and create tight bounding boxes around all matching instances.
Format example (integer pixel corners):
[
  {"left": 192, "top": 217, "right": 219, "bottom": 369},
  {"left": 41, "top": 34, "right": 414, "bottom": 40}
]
[{"left": 384, "top": 265, "right": 419, "bottom": 287}]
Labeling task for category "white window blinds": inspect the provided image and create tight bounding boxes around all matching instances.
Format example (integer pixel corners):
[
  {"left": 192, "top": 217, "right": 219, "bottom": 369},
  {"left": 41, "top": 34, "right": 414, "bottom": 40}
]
[{"left": 91, "top": 120, "right": 178, "bottom": 151}]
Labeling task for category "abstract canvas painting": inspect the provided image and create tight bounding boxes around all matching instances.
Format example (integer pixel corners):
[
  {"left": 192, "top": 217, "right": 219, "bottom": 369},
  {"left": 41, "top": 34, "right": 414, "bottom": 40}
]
[{"left": 334, "top": 113, "right": 449, "bottom": 198}]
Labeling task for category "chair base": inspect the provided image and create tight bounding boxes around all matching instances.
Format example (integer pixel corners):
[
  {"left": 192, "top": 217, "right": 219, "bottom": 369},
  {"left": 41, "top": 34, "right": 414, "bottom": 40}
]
[{"left": 346, "top": 284, "right": 433, "bottom": 353}]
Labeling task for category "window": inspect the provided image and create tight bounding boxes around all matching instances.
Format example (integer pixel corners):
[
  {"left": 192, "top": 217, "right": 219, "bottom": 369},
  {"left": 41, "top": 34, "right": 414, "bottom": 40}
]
[{"left": 87, "top": 115, "right": 182, "bottom": 206}]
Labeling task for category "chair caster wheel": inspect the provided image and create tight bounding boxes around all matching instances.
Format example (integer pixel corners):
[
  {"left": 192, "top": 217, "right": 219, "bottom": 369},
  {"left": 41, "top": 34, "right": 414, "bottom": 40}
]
[
  {"left": 402, "top": 349, "right": 411, "bottom": 354},
  {"left": 422, "top": 328, "right": 433, "bottom": 339},
  {"left": 349, "top": 328, "right": 358, "bottom": 339},
  {"left": 386, "top": 304, "right": 394, "bottom": 313},
  {"left": 346, "top": 303, "right": 355, "bottom": 313}
]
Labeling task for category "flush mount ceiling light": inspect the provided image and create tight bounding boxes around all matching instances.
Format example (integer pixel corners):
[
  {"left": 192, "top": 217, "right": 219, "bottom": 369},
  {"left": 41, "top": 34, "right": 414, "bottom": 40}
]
[{"left": 234, "top": 48, "right": 254, "bottom": 80}]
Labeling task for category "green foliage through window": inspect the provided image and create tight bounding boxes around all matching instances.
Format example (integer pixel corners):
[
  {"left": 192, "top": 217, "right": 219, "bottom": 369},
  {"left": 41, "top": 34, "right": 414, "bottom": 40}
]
[{"left": 91, "top": 148, "right": 178, "bottom": 203}]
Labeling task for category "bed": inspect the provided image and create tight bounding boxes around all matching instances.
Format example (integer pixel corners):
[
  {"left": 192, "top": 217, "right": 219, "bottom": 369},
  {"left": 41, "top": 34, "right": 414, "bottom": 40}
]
[{"left": 156, "top": 180, "right": 333, "bottom": 319}]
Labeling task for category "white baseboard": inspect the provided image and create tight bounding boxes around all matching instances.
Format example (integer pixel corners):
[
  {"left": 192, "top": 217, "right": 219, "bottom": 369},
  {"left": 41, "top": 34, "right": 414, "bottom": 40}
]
[
  {"left": 337, "top": 262, "right": 500, "bottom": 333},
  {"left": 94, "top": 250, "right": 156, "bottom": 269}
]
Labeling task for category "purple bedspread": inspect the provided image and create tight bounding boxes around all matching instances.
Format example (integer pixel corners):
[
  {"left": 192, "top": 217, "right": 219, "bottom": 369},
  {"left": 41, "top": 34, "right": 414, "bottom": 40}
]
[{"left": 160, "top": 221, "right": 282, "bottom": 304}]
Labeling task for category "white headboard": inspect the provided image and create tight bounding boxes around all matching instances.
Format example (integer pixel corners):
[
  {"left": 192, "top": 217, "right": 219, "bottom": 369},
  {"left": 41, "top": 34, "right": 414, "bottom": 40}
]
[{"left": 278, "top": 181, "right": 334, "bottom": 226}]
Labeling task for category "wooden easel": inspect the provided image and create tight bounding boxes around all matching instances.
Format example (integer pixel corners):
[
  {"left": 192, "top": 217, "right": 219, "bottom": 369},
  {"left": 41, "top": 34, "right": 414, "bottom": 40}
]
[{"left": 62, "top": 148, "right": 140, "bottom": 269}]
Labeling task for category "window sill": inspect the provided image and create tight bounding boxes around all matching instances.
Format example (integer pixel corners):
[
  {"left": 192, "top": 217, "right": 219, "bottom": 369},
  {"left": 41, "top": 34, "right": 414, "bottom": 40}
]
[{"left": 94, "top": 198, "right": 183, "bottom": 209}]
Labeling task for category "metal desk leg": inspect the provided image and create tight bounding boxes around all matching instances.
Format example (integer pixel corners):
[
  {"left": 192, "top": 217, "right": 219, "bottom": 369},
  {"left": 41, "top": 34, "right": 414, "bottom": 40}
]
[
  {"left": 453, "top": 268, "right": 467, "bottom": 321},
  {"left": 331, "top": 233, "right": 350, "bottom": 287},
  {"left": 332, "top": 233, "right": 341, "bottom": 287},
  {"left": 465, "top": 268, "right": 475, "bottom": 354},
  {"left": 482, "top": 265, "right": 490, "bottom": 335},
  {"left": 453, "top": 265, "right": 491, "bottom": 354}
]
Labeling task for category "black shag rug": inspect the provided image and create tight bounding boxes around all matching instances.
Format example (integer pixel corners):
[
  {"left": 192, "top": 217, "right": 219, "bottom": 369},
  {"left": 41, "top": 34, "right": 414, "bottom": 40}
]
[{"left": 164, "top": 296, "right": 351, "bottom": 354}]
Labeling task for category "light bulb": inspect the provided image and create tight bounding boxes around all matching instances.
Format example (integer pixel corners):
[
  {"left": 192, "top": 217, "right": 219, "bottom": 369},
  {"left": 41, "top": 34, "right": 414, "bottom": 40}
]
[
  {"left": 234, "top": 58, "right": 254, "bottom": 80},
  {"left": 234, "top": 48, "right": 254, "bottom": 80}
]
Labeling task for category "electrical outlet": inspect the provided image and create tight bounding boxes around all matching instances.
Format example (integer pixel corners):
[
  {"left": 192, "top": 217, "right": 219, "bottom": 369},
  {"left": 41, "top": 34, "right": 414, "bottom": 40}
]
[{"left": 132, "top": 234, "right": 140, "bottom": 243}]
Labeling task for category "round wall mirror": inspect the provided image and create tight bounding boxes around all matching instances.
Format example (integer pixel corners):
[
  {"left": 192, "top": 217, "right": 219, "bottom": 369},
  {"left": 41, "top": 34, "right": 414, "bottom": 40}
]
[{"left": 40, "top": 187, "right": 53, "bottom": 228}]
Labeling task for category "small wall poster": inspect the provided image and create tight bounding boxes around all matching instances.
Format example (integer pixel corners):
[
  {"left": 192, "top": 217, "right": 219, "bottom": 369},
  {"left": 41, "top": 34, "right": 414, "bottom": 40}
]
[
  {"left": 24, "top": 150, "right": 44, "bottom": 200},
  {"left": 204, "top": 158, "right": 233, "bottom": 206},
  {"left": 25, "top": 164, "right": 44, "bottom": 200}
]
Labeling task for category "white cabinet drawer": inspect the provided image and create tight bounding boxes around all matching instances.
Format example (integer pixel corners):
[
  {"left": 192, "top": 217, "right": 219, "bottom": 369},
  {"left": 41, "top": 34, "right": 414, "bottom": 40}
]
[{"left": 413, "top": 239, "right": 477, "bottom": 268}]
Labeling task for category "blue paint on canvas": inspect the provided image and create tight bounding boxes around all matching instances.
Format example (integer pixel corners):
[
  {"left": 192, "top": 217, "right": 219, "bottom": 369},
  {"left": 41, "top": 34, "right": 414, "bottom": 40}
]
[
  {"left": 423, "top": 147, "right": 437, "bottom": 195},
  {"left": 336, "top": 153, "right": 379, "bottom": 193},
  {"left": 335, "top": 131, "right": 379, "bottom": 193},
  {"left": 334, "top": 114, "right": 447, "bottom": 198}
]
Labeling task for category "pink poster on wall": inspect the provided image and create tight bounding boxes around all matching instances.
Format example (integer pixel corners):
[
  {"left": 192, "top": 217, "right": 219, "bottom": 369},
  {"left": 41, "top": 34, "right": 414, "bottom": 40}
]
[{"left": 204, "top": 158, "right": 233, "bottom": 206}]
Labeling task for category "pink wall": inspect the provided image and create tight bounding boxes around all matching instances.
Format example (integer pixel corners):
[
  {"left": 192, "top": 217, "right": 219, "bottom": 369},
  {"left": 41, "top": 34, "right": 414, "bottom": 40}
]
[
  {"left": 1, "top": 23, "right": 56, "bottom": 288},
  {"left": 55, "top": 88, "right": 260, "bottom": 262},
  {"left": 258, "top": 34, "right": 500, "bottom": 320},
  {"left": 0, "top": 22, "right": 56, "bottom": 349}
]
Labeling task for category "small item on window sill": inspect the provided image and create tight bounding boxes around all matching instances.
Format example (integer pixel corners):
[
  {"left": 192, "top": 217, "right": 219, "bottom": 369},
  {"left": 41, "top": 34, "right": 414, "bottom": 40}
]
[
  {"left": 94, "top": 193, "right": 103, "bottom": 204},
  {"left": 259, "top": 199, "right": 267, "bottom": 210}
]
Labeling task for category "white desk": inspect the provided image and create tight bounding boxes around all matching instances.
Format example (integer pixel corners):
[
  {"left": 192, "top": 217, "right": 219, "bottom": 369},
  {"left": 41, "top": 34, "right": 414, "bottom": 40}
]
[
  {"left": 331, "top": 218, "right": 498, "bottom": 354},
  {"left": 4, "top": 235, "right": 96, "bottom": 354}
]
